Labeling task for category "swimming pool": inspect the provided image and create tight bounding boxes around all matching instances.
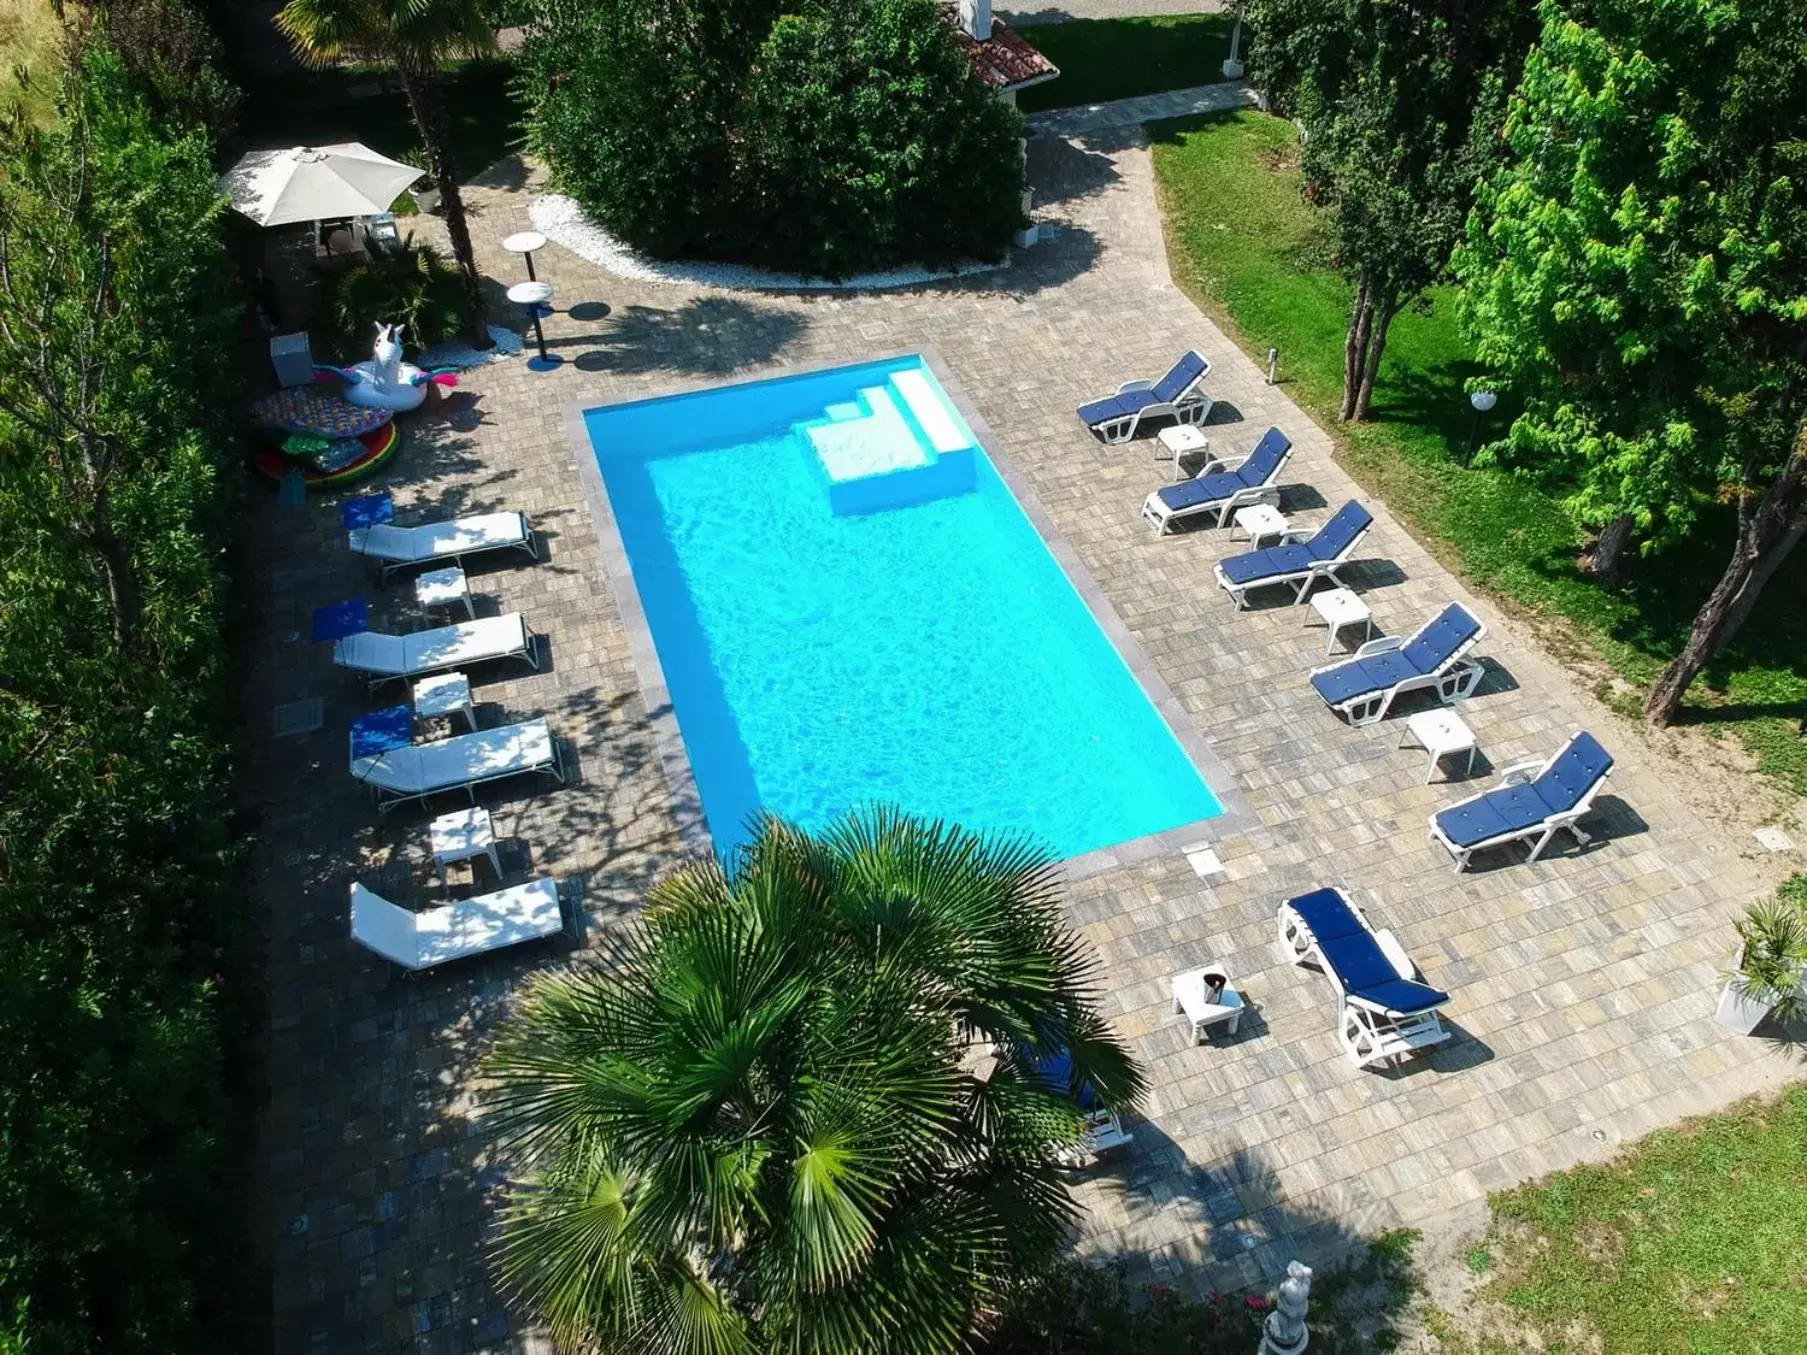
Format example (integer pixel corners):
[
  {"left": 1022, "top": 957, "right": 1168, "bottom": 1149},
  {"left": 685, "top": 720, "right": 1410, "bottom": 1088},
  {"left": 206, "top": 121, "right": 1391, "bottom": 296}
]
[{"left": 584, "top": 355, "right": 1224, "bottom": 861}]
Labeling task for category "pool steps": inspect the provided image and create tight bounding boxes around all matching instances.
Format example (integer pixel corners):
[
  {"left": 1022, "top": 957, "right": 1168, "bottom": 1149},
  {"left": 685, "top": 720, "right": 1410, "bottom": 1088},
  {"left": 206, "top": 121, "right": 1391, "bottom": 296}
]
[{"left": 798, "top": 373, "right": 976, "bottom": 516}]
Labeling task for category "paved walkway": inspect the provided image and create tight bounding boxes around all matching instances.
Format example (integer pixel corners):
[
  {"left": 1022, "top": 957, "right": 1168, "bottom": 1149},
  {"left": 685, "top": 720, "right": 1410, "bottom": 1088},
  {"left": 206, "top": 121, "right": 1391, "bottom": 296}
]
[
  {"left": 1026, "top": 79, "right": 1259, "bottom": 136},
  {"left": 1003, "top": 0, "right": 1228, "bottom": 23},
  {"left": 246, "top": 119, "right": 1802, "bottom": 1354}
]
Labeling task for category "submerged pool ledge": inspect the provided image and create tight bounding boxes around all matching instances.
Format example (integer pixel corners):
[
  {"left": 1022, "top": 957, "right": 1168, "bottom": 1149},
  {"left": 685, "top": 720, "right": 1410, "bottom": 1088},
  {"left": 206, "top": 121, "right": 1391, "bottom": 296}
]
[{"left": 563, "top": 350, "right": 1255, "bottom": 878}]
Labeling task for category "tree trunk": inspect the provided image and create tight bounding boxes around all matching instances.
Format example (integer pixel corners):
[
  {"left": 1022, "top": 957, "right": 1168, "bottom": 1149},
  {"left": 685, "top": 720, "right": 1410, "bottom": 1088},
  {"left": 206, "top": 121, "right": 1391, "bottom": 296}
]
[
  {"left": 86, "top": 500, "right": 140, "bottom": 650},
  {"left": 1350, "top": 288, "right": 1399, "bottom": 423},
  {"left": 1715, "top": 513, "right": 1807, "bottom": 653},
  {"left": 1645, "top": 426, "right": 1807, "bottom": 726},
  {"left": 1341, "top": 272, "right": 1373, "bottom": 422},
  {"left": 396, "top": 66, "right": 492, "bottom": 349},
  {"left": 1581, "top": 513, "right": 1634, "bottom": 577}
]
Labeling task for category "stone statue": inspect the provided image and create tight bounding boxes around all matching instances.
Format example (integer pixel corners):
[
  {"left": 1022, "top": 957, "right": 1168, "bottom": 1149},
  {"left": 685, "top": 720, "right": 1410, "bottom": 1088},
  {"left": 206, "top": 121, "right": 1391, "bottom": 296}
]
[{"left": 1257, "top": 1260, "right": 1312, "bottom": 1355}]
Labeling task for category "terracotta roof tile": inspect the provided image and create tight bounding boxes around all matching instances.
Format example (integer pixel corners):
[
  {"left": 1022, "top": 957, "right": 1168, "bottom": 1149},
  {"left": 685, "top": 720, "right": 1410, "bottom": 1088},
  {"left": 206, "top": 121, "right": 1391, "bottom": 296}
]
[{"left": 942, "top": 11, "right": 1061, "bottom": 93}]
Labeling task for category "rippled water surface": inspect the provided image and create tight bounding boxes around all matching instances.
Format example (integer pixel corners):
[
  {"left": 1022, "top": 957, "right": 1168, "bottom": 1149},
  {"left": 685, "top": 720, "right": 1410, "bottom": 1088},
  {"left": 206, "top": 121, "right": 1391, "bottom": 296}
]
[{"left": 587, "top": 358, "right": 1221, "bottom": 859}]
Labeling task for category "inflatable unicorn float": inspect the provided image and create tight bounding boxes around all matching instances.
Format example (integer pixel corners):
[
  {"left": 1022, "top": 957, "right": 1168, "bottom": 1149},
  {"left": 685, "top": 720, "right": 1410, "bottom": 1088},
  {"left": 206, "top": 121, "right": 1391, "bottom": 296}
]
[{"left": 317, "top": 323, "right": 459, "bottom": 413}]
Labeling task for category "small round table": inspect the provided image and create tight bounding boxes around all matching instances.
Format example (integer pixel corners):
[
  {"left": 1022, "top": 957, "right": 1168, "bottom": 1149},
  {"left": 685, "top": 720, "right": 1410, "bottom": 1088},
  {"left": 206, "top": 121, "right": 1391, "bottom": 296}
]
[
  {"left": 502, "top": 230, "right": 547, "bottom": 281},
  {"left": 506, "top": 280, "right": 560, "bottom": 371}
]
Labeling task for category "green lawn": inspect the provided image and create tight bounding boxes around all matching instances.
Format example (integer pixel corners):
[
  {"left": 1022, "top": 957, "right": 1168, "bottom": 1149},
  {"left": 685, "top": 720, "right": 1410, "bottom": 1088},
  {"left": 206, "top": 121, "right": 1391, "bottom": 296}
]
[
  {"left": 234, "top": 57, "right": 525, "bottom": 188},
  {"left": 1462, "top": 1088, "right": 1807, "bottom": 1353},
  {"left": 1014, "top": 14, "right": 1233, "bottom": 114},
  {"left": 0, "top": 0, "right": 63, "bottom": 126},
  {"left": 1150, "top": 109, "right": 1807, "bottom": 796}
]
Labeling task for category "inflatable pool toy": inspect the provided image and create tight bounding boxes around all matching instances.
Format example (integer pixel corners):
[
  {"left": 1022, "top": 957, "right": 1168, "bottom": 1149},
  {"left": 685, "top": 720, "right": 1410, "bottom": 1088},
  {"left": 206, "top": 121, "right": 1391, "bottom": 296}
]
[
  {"left": 317, "top": 323, "right": 460, "bottom": 414},
  {"left": 251, "top": 421, "right": 399, "bottom": 489},
  {"left": 250, "top": 381, "right": 393, "bottom": 439}
]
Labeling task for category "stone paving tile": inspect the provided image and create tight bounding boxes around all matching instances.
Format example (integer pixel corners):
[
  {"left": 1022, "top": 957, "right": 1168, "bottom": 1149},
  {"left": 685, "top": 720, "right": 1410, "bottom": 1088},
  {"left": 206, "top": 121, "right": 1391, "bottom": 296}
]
[
  {"left": 1026, "top": 80, "right": 1259, "bottom": 136},
  {"left": 247, "top": 124, "right": 1802, "bottom": 1353}
]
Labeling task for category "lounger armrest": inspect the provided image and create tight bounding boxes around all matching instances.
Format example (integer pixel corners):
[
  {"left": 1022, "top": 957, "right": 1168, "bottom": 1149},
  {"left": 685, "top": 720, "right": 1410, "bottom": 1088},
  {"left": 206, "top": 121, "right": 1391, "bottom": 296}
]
[
  {"left": 1495, "top": 759, "right": 1544, "bottom": 787},
  {"left": 1372, "top": 927, "right": 1416, "bottom": 982},
  {"left": 1353, "top": 635, "right": 1402, "bottom": 658},
  {"left": 1115, "top": 378, "right": 1157, "bottom": 395}
]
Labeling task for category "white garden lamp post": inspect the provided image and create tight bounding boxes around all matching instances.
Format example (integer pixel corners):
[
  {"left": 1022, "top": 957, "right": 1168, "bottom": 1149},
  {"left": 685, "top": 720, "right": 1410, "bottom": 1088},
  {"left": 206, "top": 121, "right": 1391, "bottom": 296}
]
[
  {"left": 1223, "top": 2, "right": 1246, "bottom": 79},
  {"left": 1464, "top": 389, "right": 1498, "bottom": 464}
]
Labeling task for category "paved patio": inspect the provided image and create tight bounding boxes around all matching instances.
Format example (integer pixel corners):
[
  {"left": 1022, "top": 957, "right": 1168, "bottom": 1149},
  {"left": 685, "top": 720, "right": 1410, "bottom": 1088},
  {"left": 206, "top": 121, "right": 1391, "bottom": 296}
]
[{"left": 247, "top": 117, "right": 1800, "bottom": 1354}]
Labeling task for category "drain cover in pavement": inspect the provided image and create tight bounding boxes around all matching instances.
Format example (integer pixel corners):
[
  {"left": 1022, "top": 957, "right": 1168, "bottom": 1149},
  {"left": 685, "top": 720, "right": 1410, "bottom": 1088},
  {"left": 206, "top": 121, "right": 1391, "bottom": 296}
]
[
  {"left": 273, "top": 697, "right": 325, "bottom": 738},
  {"left": 1755, "top": 826, "right": 1796, "bottom": 853}
]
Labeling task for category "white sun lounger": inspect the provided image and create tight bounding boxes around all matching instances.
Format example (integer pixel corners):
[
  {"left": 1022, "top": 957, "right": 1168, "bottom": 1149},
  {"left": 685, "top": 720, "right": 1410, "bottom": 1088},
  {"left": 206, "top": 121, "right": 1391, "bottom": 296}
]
[
  {"left": 350, "top": 878, "right": 566, "bottom": 971},
  {"left": 350, "top": 716, "right": 566, "bottom": 813},
  {"left": 1140, "top": 426, "right": 1292, "bottom": 534},
  {"left": 349, "top": 510, "right": 537, "bottom": 580},
  {"left": 332, "top": 613, "right": 537, "bottom": 690},
  {"left": 1277, "top": 887, "right": 1451, "bottom": 1069},
  {"left": 1077, "top": 350, "right": 1212, "bottom": 444},
  {"left": 1308, "top": 602, "right": 1487, "bottom": 726},
  {"left": 1429, "top": 731, "right": 1614, "bottom": 871},
  {"left": 1213, "top": 501, "right": 1373, "bottom": 607}
]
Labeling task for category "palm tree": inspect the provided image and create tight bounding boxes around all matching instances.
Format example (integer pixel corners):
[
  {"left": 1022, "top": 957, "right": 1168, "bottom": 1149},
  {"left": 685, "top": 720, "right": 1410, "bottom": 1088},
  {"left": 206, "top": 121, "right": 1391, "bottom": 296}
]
[
  {"left": 275, "top": 0, "right": 494, "bottom": 347},
  {"left": 485, "top": 809, "right": 1145, "bottom": 1355}
]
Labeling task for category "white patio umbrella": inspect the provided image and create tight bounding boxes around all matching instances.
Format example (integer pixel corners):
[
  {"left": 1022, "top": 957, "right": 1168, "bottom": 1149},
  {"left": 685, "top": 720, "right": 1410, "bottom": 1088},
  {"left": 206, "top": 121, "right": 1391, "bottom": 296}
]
[{"left": 221, "top": 143, "right": 422, "bottom": 227}]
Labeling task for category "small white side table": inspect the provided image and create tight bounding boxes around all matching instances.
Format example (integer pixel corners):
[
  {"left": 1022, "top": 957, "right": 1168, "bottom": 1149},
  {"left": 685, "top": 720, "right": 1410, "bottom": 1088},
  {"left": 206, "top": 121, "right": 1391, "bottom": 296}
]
[
  {"left": 1157, "top": 423, "right": 1212, "bottom": 479},
  {"left": 1231, "top": 503, "right": 1289, "bottom": 548},
  {"left": 413, "top": 671, "right": 476, "bottom": 732},
  {"left": 1400, "top": 708, "right": 1478, "bottom": 784},
  {"left": 430, "top": 805, "right": 502, "bottom": 880},
  {"left": 1172, "top": 966, "right": 1245, "bottom": 1043},
  {"left": 1308, "top": 587, "right": 1373, "bottom": 655},
  {"left": 415, "top": 565, "right": 474, "bottom": 620}
]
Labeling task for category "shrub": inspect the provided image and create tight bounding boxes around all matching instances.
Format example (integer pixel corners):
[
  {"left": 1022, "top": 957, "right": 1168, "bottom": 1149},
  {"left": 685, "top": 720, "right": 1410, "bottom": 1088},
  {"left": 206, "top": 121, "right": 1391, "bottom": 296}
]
[
  {"left": 324, "top": 238, "right": 471, "bottom": 361},
  {"left": 0, "top": 41, "right": 252, "bottom": 1355},
  {"left": 519, "top": 0, "right": 1025, "bottom": 276}
]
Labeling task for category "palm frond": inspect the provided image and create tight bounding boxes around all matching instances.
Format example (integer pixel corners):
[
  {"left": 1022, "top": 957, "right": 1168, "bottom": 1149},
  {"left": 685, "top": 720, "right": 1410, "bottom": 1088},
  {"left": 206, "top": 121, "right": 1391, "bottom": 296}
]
[{"left": 486, "top": 808, "right": 1140, "bottom": 1353}]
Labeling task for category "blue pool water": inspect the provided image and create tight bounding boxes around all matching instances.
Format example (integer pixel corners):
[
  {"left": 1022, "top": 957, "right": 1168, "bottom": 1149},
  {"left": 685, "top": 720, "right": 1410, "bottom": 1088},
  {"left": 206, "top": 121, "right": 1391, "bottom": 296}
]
[{"left": 585, "top": 356, "right": 1222, "bottom": 860}]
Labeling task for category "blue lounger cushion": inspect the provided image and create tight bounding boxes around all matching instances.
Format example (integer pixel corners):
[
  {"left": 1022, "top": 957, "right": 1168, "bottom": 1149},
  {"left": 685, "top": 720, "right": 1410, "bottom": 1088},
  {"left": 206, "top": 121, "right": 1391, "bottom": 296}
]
[
  {"left": 1533, "top": 731, "right": 1613, "bottom": 815},
  {"left": 1150, "top": 349, "right": 1209, "bottom": 403},
  {"left": 1305, "top": 501, "right": 1373, "bottom": 561},
  {"left": 1433, "top": 785, "right": 1550, "bottom": 848},
  {"left": 1220, "top": 501, "right": 1372, "bottom": 586},
  {"left": 1432, "top": 732, "right": 1613, "bottom": 848},
  {"left": 1288, "top": 889, "right": 1448, "bottom": 1014},
  {"left": 1399, "top": 603, "right": 1482, "bottom": 671},
  {"left": 1154, "top": 468, "right": 1249, "bottom": 511},
  {"left": 1309, "top": 602, "right": 1482, "bottom": 706},
  {"left": 1078, "top": 389, "right": 1159, "bottom": 427},
  {"left": 1219, "top": 542, "right": 1316, "bottom": 584},
  {"left": 1309, "top": 650, "right": 1421, "bottom": 706},
  {"left": 1078, "top": 351, "right": 1209, "bottom": 428},
  {"left": 1150, "top": 426, "right": 1293, "bottom": 513}
]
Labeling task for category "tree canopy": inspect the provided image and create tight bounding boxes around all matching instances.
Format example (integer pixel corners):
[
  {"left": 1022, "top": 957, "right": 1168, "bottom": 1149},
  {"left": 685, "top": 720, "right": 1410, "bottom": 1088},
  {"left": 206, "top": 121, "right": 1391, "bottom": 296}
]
[
  {"left": 276, "top": 0, "right": 495, "bottom": 345},
  {"left": 517, "top": 0, "right": 1026, "bottom": 277},
  {"left": 1247, "top": 0, "right": 1535, "bottom": 422},
  {"left": 0, "top": 38, "right": 252, "bottom": 1355},
  {"left": 485, "top": 810, "right": 1144, "bottom": 1355},
  {"left": 1452, "top": 0, "right": 1807, "bottom": 719}
]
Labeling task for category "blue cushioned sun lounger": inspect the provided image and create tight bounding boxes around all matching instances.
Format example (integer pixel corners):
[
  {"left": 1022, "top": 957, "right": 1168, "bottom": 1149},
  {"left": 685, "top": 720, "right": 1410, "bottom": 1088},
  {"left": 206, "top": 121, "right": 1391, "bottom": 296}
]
[
  {"left": 1141, "top": 426, "right": 1293, "bottom": 534},
  {"left": 1214, "top": 500, "right": 1372, "bottom": 607},
  {"left": 1430, "top": 731, "right": 1613, "bottom": 871},
  {"left": 1019, "top": 1046, "right": 1131, "bottom": 1169},
  {"left": 1308, "top": 602, "right": 1487, "bottom": 725},
  {"left": 1277, "top": 887, "right": 1451, "bottom": 1068},
  {"left": 1078, "top": 350, "right": 1212, "bottom": 444}
]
